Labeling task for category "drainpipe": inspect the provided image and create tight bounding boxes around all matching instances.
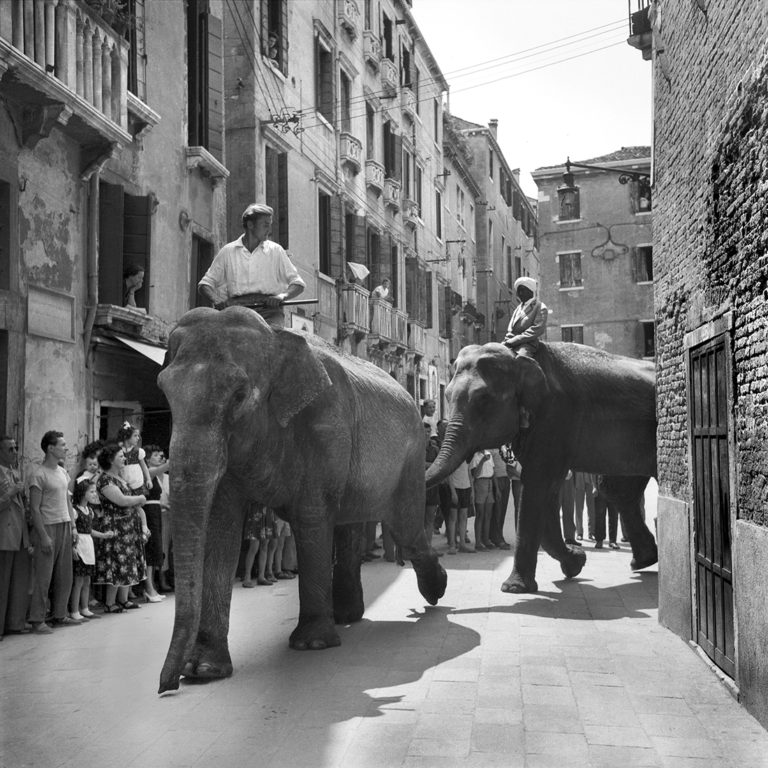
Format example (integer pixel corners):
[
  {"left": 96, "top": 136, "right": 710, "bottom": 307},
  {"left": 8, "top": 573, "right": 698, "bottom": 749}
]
[{"left": 83, "top": 172, "right": 99, "bottom": 369}]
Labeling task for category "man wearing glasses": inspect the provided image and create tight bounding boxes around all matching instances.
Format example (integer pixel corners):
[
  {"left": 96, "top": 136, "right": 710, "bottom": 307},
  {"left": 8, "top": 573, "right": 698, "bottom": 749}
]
[{"left": 0, "top": 436, "right": 31, "bottom": 639}]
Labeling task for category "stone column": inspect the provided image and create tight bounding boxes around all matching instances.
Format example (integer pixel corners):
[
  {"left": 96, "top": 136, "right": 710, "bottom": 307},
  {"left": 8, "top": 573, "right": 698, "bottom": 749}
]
[
  {"left": 92, "top": 28, "right": 102, "bottom": 111},
  {"left": 83, "top": 22, "right": 93, "bottom": 104},
  {"left": 44, "top": 0, "right": 56, "bottom": 72},
  {"left": 74, "top": 14, "right": 83, "bottom": 96},
  {"left": 54, "top": 0, "right": 77, "bottom": 88},
  {"left": 0, "top": 0, "right": 14, "bottom": 43},
  {"left": 11, "top": 0, "right": 23, "bottom": 50},
  {"left": 101, "top": 40, "right": 112, "bottom": 120}
]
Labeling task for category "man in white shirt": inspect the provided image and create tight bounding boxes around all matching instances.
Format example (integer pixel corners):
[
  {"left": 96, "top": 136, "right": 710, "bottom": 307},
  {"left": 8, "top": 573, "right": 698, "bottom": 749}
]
[{"left": 198, "top": 203, "right": 306, "bottom": 326}]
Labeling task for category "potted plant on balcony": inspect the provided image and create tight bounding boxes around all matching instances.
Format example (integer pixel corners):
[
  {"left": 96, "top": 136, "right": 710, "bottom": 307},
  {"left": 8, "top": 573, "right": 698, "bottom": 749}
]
[{"left": 84, "top": 0, "right": 134, "bottom": 35}]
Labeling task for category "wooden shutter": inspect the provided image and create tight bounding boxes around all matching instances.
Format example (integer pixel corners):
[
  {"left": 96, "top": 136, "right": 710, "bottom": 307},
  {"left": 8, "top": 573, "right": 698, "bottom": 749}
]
[
  {"left": 207, "top": 12, "right": 223, "bottom": 161},
  {"left": 393, "top": 133, "right": 402, "bottom": 182},
  {"left": 379, "top": 230, "right": 392, "bottom": 285},
  {"left": 389, "top": 238, "right": 398, "bottom": 307},
  {"left": 330, "top": 195, "right": 344, "bottom": 278},
  {"left": 438, "top": 283, "right": 446, "bottom": 337},
  {"left": 98, "top": 181, "right": 124, "bottom": 306},
  {"left": 424, "top": 269, "right": 432, "bottom": 328},
  {"left": 279, "top": 0, "right": 288, "bottom": 73},
  {"left": 123, "top": 193, "right": 152, "bottom": 309},
  {"left": 260, "top": 0, "right": 269, "bottom": 56},
  {"left": 405, "top": 257, "right": 417, "bottom": 316},
  {"left": 355, "top": 214, "right": 366, "bottom": 280}
]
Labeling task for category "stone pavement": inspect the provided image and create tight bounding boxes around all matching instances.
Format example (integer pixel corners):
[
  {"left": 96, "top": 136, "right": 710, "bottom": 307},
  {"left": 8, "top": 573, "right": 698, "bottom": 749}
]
[{"left": 1, "top": 538, "right": 767, "bottom": 768}]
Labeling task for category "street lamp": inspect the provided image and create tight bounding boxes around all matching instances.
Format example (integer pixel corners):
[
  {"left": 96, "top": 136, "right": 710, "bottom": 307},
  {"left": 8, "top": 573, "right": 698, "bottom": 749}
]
[{"left": 562, "top": 157, "right": 650, "bottom": 186}]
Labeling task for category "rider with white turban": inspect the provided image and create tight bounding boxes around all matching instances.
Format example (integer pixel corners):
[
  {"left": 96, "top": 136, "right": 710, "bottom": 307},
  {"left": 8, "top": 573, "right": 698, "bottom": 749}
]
[{"left": 503, "top": 276, "right": 548, "bottom": 358}]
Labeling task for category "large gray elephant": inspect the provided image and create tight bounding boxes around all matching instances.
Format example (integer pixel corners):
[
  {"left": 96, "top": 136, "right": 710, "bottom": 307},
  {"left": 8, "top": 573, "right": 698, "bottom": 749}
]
[
  {"left": 426, "top": 341, "right": 658, "bottom": 594},
  {"left": 157, "top": 307, "right": 446, "bottom": 693}
]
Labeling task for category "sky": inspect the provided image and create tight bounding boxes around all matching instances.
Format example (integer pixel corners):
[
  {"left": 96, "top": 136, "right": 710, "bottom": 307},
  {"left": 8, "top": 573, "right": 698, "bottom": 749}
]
[{"left": 410, "top": 0, "right": 653, "bottom": 197}]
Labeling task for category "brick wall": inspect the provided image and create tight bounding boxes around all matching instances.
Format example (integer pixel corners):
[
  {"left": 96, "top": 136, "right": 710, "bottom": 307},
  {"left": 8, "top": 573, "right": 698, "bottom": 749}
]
[{"left": 653, "top": 3, "right": 768, "bottom": 520}]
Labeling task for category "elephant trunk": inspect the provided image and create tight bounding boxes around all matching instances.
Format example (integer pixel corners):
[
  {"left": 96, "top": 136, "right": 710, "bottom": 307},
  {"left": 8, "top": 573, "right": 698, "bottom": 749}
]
[
  {"left": 426, "top": 414, "right": 472, "bottom": 488},
  {"left": 158, "top": 426, "right": 227, "bottom": 694}
]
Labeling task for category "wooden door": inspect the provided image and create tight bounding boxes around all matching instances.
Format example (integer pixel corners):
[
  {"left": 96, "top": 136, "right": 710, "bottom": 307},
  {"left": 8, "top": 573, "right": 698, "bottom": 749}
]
[{"left": 689, "top": 334, "right": 735, "bottom": 677}]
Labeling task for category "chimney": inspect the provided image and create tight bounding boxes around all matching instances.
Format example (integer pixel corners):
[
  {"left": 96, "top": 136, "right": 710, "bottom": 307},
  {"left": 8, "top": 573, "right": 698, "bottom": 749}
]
[{"left": 488, "top": 119, "right": 498, "bottom": 138}]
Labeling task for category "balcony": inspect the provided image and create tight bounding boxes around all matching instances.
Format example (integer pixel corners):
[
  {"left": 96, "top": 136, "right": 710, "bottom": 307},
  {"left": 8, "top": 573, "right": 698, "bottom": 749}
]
[
  {"left": 340, "top": 131, "right": 362, "bottom": 174},
  {"left": 380, "top": 57, "right": 397, "bottom": 97},
  {"left": 368, "top": 298, "right": 408, "bottom": 349},
  {"left": 0, "top": 0, "right": 133, "bottom": 162},
  {"left": 365, "top": 159, "right": 384, "bottom": 194},
  {"left": 363, "top": 30, "right": 381, "bottom": 71},
  {"left": 341, "top": 282, "right": 370, "bottom": 336},
  {"left": 408, "top": 321, "right": 426, "bottom": 357},
  {"left": 338, "top": 0, "right": 360, "bottom": 41},
  {"left": 403, "top": 198, "right": 420, "bottom": 228},
  {"left": 383, "top": 177, "right": 401, "bottom": 211},
  {"left": 627, "top": 1, "right": 652, "bottom": 60},
  {"left": 401, "top": 86, "right": 416, "bottom": 121},
  {"left": 316, "top": 273, "right": 337, "bottom": 325}
]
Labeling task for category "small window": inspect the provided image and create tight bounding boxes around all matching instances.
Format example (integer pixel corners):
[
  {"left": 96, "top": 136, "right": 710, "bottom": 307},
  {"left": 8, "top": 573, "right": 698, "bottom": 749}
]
[
  {"left": 561, "top": 326, "right": 584, "bottom": 344},
  {"left": 318, "top": 190, "right": 331, "bottom": 276},
  {"left": 340, "top": 70, "right": 351, "bottom": 133},
  {"left": 633, "top": 245, "right": 653, "bottom": 282},
  {"left": 315, "top": 38, "right": 333, "bottom": 123},
  {"left": 558, "top": 186, "right": 580, "bottom": 220},
  {"left": 366, "top": 102, "right": 375, "bottom": 160},
  {"left": 641, "top": 321, "right": 655, "bottom": 358},
  {"left": 435, "top": 190, "right": 442, "bottom": 240},
  {"left": 559, "top": 252, "right": 582, "bottom": 288},
  {"left": 415, "top": 166, "right": 423, "bottom": 213},
  {"left": 262, "top": 0, "right": 287, "bottom": 73},
  {"left": 489, "top": 149, "right": 494, "bottom": 180}
]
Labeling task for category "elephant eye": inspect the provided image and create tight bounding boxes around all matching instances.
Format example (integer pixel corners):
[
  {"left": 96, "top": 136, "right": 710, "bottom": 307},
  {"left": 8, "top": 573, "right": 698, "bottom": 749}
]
[{"left": 233, "top": 389, "right": 247, "bottom": 404}]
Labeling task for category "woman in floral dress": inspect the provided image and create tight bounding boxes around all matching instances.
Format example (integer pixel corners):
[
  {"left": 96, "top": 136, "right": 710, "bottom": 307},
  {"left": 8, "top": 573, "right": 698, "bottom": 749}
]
[{"left": 92, "top": 443, "right": 148, "bottom": 612}]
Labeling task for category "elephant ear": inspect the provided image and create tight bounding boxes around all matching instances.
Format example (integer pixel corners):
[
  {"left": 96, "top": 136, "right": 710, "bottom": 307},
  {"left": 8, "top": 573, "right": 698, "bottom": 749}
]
[
  {"left": 269, "top": 329, "right": 333, "bottom": 427},
  {"left": 512, "top": 355, "right": 549, "bottom": 416}
]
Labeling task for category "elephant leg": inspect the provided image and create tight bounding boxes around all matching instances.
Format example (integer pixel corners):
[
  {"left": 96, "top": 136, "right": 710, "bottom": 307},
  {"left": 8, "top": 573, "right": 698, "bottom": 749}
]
[
  {"left": 183, "top": 480, "right": 249, "bottom": 681},
  {"left": 290, "top": 510, "right": 340, "bottom": 651},
  {"left": 332, "top": 522, "right": 365, "bottom": 624},
  {"left": 501, "top": 477, "right": 560, "bottom": 594},
  {"left": 540, "top": 504, "right": 587, "bottom": 579},
  {"left": 603, "top": 476, "right": 658, "bottom": 570}
]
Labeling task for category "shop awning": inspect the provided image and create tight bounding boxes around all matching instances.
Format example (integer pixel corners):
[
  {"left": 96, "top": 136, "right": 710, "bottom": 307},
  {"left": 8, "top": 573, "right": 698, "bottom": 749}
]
[{"left": 114, "top": 335, "right": 167, "bottom": 366}]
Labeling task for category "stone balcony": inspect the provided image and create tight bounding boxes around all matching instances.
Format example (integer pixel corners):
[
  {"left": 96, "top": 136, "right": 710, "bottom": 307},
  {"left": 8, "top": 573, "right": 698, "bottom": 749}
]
[
  {"left": 338, "top": 0, "right": 360, "bottom": 41},
  {"left": 380, "top": 56, "right": 397, "bottom": 97},
  {"left": 368, "top": 298, "right": 408, "bottom": 349},
  {"left": 0, "top": 0, "right": 135, "bottom": 165},
  {"left": 363, "top": 29, "right": 381, "bottom": 71},
  {"left": 383, "top": 177, "right": 401, "bottom": 211},
  {"left": 401, "top": 86, "right": 416, "bottom": 121},
  {"left": 340, "top": 282, "right": 370, "bottom": 337},
  {"left": 403, "top": 198, "right": 420, "bottom": 228},
  {"left": 365, "top": 158, "right": 384, "bottom": 194},
  {"left": 340, "top": 131, "right": 362, "bottom": 174},
  {"left": 408, "top": 321, "right": 426, "bottom": 357}
]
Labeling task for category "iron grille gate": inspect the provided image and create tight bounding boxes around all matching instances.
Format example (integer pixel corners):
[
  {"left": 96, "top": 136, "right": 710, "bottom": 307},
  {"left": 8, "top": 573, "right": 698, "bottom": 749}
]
[{"left": 689, "top": 335, "right": 735, "bottom": 677}]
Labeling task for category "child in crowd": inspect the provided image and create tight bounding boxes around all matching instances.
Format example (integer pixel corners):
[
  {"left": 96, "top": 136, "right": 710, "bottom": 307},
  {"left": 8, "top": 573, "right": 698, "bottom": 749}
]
[
  {"left": 70, "top": 479, "right": 114, "bottom": 620},
  {"left": 242, "top": 505, "right": 278, "bottom": 587}
]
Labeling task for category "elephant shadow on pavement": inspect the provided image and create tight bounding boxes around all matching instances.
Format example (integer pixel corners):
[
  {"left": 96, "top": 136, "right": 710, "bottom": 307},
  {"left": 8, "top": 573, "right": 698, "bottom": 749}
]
[
  {"left": 451, "top": 571, "right": 659, "bottom": 622},
  {"left": 229, "top": 606, "right": 481, "bottom": 728}
]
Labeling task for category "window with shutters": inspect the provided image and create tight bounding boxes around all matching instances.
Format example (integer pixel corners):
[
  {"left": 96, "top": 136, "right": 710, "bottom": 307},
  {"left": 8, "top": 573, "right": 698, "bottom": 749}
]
[
  {"left": 366, "top": 103, "right": 375, "bottom": 160},
  {"left": 558, "top": 251, "right": 583, "bottom": 288},
  {"left": 345, "top": 211, "right": 357, "bottom": 267},
  {"left": 561, "top": 325, "right": 584, "bottom": 344},
  {"left": 340, "top": 70, "right": 352, "bottom": 133},
  {"left": 400, "top": 42, "right": 411, "bottom": 87},
  {"left": 406, "top": 258, "right": 427, "bottom": 325},
  {"left": 489, "top": 149, "right": 494, "bottom": 180},
  {"left": 433, "top": 99, "right": 440, "bottom": 142},
  {"left": 315, "top": 36, "right": 334, "bottom": 124},
  {"left": 390, "top": 242, "right": 399, "bottom": 307},
  {"left": 435, "top": 191, "right": 442, "bottom": 240},
  {"left": 318, "top": 191, "right": 332, "bottom": 277},
  {"left": 261, "top": 0, "right": 288, "bottom": 74},
  {"left": 505, "top": 244, "right": 513, "bottom": 289},
  {"left": 98, "top": 181, "right": 152, "bottom": 310},
  {"left": 265, "top": 146, "right": 289, "bottom": 248},
  {"left": 415, "top": 166, "right": 423, "bottom": 214},
  {"left": 425, "top": 270, "right": 433, "bottom": 329},
  {"left": 187, "top": 0, "right": 223, "bottom": 161},
  {"left": 125, "top": 0, "right": 146, "bottom": 102},
  {"left": 403, "top": 148, "right": 413, "bottom": 198},
  {"left": 382, "top": 12, "right": 394, "bottom": 60},
  {"left": 190, "top": 235, "right": 214, "bottom": 309},
  {"left": 414, "top": 66, "right": 420, "bottom": 115},
  {"left": 633, "top": 244, "right": 653, "bottom": 283},
  {"left": 438, "top": 284, "right": 451, "bottom": 338}
]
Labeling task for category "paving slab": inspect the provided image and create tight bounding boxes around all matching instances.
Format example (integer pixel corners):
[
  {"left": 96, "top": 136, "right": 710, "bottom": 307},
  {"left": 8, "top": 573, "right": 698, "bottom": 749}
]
[{"left": 1, "top": 530, "right": 767, "bottom": 768}]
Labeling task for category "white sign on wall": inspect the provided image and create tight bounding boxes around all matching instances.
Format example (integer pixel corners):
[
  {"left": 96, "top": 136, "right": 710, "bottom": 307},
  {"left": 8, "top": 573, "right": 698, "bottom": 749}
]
[{"left": 27, "top": 285, "right": 75, "bottom": 343}]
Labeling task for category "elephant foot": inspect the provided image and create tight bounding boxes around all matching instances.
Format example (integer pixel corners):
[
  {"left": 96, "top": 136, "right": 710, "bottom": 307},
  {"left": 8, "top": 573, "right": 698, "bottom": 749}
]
[
  {"left": 334, "top": 596, "right": 364, "bottom": 625},
  {"left": 560, "top": 545, "right": 587, "bottom": 579},
  {"left": 501, "top": 570, "right": 538, "bottom": 594},
  {"left": 181, "top": 659, "right": 233, "bottom": 681},
  {"left": 289, "top": 615, "right": 341, "bottom": 651},
  {"left": 630, "top": 543, "right": 658, "bottom": 571},
  {"left": 412, "top": 553, "right": 447, "bottom": 606}
]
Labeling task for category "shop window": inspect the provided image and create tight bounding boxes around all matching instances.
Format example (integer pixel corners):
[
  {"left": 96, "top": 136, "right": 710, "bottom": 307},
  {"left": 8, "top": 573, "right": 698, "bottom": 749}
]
[
  {"left": 265, "top": 146, "right": 288, "bottom": 247},
  {"left": 642, "top": 321, "right": 656, "bottom": 358},
  {"left": 187, "top": 0, "right": 223, "bottom": 161},
  {"left": 261, "top": 0, "right": 288, "bottom": 73},
  {"left": 559, "top": 252, "right": 582, "bottom": 288},
  {"left": 558, "top": 186, "right": 580, "bottom": 221},
  {"left": 561, "top": 325, "right": 584, "bottom": 344},
  {"left": 190, "top": 235, "right": 214, "bottom": 309},
  {"left": 98, "top": 181, "right": 152, "bottom": 309},
  {"left": 633, "top": 245, "right": 653, "bottom": 282}
]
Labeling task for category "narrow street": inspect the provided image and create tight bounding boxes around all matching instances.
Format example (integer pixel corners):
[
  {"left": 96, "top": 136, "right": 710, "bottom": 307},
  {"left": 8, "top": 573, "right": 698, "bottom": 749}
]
[{"left": 2, "top": 522, "right": 767, "bottom": 768}]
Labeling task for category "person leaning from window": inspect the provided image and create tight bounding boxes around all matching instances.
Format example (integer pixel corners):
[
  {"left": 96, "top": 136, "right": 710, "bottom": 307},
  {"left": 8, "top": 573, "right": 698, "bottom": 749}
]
[
  {"left": 198, "top": 203, "right": 306, "bottom": 327},
  {"left": 371, "top": 277, "right": 392, "bottom": 301},
  {"left": 503, "top": 276, "right": 548, "bottom": 358}
]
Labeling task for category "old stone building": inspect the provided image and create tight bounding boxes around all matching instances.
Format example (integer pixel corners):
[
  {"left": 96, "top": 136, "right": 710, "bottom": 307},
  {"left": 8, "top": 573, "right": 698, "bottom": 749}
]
[
  {"left": 448, "top": 116, "right": 539, "bottom": 343},
  {"left": 223, "top": 0, "right": 461, "bottom": 412},
  {"left": 0, "top": 0, "right": 228, "bottom": 461},
  {"left": 629, "top": 0, "right": 768, "bottom": 727},
  {"left": 532, "top": 147, "right": 653, "bottom": 358}
]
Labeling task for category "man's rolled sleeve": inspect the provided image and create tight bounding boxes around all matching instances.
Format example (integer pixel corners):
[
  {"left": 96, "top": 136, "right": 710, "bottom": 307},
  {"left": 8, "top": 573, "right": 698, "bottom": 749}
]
[{"left": 280, "top": 252, "right": 306, "bottom": 289}]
